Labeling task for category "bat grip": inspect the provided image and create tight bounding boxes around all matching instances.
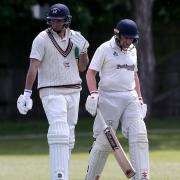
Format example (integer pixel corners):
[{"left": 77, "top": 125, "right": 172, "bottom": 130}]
[{"left": 97, "top": 108, "right": 108, "bottom": 130}]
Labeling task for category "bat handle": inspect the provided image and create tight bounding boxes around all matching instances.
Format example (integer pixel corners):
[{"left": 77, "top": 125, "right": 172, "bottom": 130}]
[{"left": 97, "top": 108, "right": 108, "bottom": 130}]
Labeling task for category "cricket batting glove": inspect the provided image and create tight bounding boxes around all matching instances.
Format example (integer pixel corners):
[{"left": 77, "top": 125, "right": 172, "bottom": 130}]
[
  {"left": 70, "top": 30, "right": 89, "bottom": 53},
  {"left": 85, "top": 92, "right": 99, "bottom": 116},
  {"left": 17, "top": 89, "right": 33, "bottom": 115},
  {"left": 139, "top": 97, "right": 147, "bottom": 118}
]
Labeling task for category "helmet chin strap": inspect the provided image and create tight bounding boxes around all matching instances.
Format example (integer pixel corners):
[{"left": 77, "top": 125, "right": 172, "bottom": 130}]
[
  {"left": 114, "top": 35, "right": 136, "bottom": 51},
  {"left": 114, "top": 35, "right": 123, "bottom": 51}
]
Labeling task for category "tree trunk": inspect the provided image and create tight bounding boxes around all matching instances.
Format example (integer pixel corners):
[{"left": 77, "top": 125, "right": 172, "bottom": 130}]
[{"left": 129, "top": 0, "right": 155, "bottom": 117}]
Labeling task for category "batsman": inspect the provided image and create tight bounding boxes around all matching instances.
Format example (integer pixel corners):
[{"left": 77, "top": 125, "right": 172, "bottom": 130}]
[
  {"left": 17, "top": 3, "right": 89, "bottom": 180},
  {"left": 85, "top": 19, "right": 150, "bottom": 180}
]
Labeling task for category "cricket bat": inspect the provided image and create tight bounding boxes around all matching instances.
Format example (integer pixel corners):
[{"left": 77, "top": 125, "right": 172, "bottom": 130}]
[{"left": 97, "top": 109, "right": 136, "bottom": 178}]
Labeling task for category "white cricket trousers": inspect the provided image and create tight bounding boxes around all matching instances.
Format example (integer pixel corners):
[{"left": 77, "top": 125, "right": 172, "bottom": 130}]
[
  {"left": 41, "top": 92, "right": 80, "bottom": 180},
  {"left": 92, "top": 90, "right": 150, "bottom": 179}
]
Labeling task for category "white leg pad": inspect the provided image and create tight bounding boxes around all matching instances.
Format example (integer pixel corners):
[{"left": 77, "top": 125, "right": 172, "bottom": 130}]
[
  {"left": 69, "top": 125, "right": 75, "bottom": 151},
  {"left": 48, "top": 121, "right": 70, "bottom": 180},
  {"left": 47, "top": 121, "right": 69, "bottom": 145},
  {"left": 128, "top": 120, "right": 150, "bottom": 180},
  {"left": 85, "top": 133, "right": 111, "bottom": 180},
  {"left": 50, "top": 144, "right": 69, "bottom": 180}
]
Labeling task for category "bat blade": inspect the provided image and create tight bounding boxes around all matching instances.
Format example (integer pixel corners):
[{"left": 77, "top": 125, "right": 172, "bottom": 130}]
[
  {"left": 104, "top": 127, "right": 136, "bottom": 178},
  {"left": 97, "top": 109, "right": 136, "bottom": 178}
]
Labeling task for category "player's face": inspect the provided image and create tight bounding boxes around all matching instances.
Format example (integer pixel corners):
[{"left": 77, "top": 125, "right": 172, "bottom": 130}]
[
  {"left": 120, "top": 35, "right": 134, "bottom": 50},
  {"left": 50, "top": 19, "right": 65, "bottom": 33}
]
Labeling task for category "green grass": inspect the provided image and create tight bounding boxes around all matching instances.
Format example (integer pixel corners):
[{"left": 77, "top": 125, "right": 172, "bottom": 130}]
[
  {"left": 0, "top": 151, "right": 179, "bottom": 180},
  {"left": 0, "top": 133, "right": 180, "bottom": 180},
  {"left": 0, "top": 120, "right": 48, "bottom": 135},
  {"left": 145, "top": 117, "right": 180, "bottom": 129},
  {"left": 0, "top": 117, "right": 180, "bottom": 179}
]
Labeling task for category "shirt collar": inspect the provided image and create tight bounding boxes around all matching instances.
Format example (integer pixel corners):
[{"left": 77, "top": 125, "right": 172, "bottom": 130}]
[
  {"left": 50, "top": 28, "right": 70, "bottom": 41},
  {"left": 110, "top": 36, "right": 119, "bottom": 49},
  {"left": 110, "top": 36, "right": 135, "bottom": 52}
]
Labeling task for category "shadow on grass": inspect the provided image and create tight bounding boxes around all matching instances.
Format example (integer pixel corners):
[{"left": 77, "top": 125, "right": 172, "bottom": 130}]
[
  {"left": 0, "top": 131, "right": 180, "bottom": 155},
  {"left": 0, "top": 117, "right": 180, "bottom": 155}
]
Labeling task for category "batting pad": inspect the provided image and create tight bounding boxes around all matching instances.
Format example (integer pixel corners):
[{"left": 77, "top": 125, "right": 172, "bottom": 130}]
[
  {"left": 47, "top": 121, "right": 69, "bottom": 145},
  {"left": 47, "top": 121, "right": 70, "bottom": 180},
  {"left": 85, "top": 133, "right": 111, "bottom": 180},
  {"left": 128, "top": 120, "right": 150, "bottom": 180},
  {"left": 50, "top": 144, "right": 69, "bottom": 180}
]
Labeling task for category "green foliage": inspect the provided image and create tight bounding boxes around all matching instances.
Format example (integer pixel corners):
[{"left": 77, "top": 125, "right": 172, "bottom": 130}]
[
  {"left": 0, "top": 0, "right": 180, "bottom": 41},
  {"left": 79, "top": 0, "right": 129, "bottom": 26},
  {"left": 0, "top": 0, "right": 129, "bottom": 34},
  {"left": 153, "top": 0, "right": 180, "bottom": 24},
  {"left": 0, "top": 0, "right": 35, "bottom": 28}
]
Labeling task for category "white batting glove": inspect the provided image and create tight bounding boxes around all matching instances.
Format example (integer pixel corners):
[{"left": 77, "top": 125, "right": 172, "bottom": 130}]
[
  {"left": 17, "top": 89, "right": 33, "bottom": 115},
  {"left": 70, "top": 30, "right": 89, "bottom": 53},
  {"left": 139, "top": 97, "right": 147, "bottom": 118},
  {"left": 85, "top": 92, "right": 99, "bottom": 116}
]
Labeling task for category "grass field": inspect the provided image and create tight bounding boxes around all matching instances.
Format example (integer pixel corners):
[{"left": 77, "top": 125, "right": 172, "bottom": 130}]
[{"left": 0, "top": 117, "right": 180, "bottom": 180}]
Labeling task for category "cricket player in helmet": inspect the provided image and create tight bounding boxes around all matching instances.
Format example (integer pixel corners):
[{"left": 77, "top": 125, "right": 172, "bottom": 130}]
[
  {"left": 114, "top": 19, "right": 139, "bottom": 50},
  {"left": 85, "top": 19, "right": 150, "bottom": 180},
  {"left": 17, "top": 3, "right": 89, "bottom": 180},
  {"left": 46, "top": 3, "right": 72, "bottom": 29}
]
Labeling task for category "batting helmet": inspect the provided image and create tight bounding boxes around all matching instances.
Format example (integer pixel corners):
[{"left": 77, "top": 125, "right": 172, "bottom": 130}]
[
  {"left": 114, "top": 19, "right": 139, "bottom": 39},
  {"left": 47, "top": 3, "right": 72, "bottom": 28}
]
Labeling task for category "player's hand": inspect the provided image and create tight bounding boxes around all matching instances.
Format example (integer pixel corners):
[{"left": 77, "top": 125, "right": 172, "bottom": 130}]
[
  {"left": 17, "top": 90, "right": 33, "bottom": 115},
  {"left": 70, "top": 30, "right": 89, "bottom": 53},
  {"left": 139, "top": 97, "right": 147, "bottom": 118},
  {"left": 85, "top": 92, "right": 99, "bottom": 116}
]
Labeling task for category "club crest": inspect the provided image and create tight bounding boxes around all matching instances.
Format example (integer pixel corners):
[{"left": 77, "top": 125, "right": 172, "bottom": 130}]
[
  {"left": 113, "top": 51, "right": 118, "bottom": 56},
  {"left": 63, "top": 62, "right": 70, "bottom": 68},
  {"left": 51, "top": 8, "right": 60, "bottom": 14}
]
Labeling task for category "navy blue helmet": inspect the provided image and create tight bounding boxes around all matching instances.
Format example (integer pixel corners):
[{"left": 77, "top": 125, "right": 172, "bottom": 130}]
[
  {"left": 47, "top": 3, "right": 72, "bottom": 28},
  {"left": 114, "top": 19, "right": 139, "bottom": 39}
]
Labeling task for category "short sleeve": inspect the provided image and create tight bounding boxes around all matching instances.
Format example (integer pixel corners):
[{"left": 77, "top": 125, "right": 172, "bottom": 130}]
[
  {"left": 89, "top": 45, "right": 105, "bottom": 72},
  {"left": 30, "top": 33, "right": 45, "bottom": 61},
  {"left": 134, "top": 48, "right": 138, "bottom": 72}
]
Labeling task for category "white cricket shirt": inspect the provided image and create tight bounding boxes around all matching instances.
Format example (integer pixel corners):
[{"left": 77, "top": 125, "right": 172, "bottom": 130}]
[
  {"left": 30, "top": 28, "right": 82, "bottom": 97},
  {"left": 89, "top": 37, "right": 138, "bottom": 92}
]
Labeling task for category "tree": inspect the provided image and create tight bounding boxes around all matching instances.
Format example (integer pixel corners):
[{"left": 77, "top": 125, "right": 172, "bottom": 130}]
[{"left": 129, "top": 0, "right": 155, "bottom": 117}]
